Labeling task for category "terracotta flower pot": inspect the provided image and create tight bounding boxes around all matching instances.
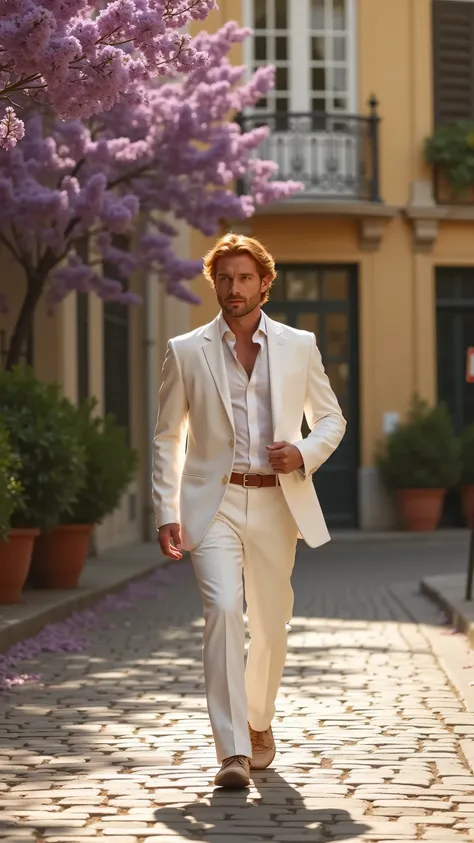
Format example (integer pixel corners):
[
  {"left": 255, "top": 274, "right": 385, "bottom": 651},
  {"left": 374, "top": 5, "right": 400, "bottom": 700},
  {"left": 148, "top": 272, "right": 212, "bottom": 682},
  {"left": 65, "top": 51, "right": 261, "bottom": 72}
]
[
  {"left": 29, "top": 524, "right": 93, "bottom": 589},
  {"left": 396, "top": 488, "right": 446, "bottom": 532},
  {"left": 0, "top": 528, "right": 40, "bottom": 603},
  {"left": 461, "top": 484, "right": 474, "bottom": 529}
]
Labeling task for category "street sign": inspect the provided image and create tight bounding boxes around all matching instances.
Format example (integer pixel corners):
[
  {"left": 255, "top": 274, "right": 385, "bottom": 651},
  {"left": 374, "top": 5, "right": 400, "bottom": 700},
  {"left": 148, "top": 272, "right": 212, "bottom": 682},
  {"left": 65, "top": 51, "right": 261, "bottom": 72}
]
[{"left": 467, "top": 347, "right": 474, "bottom": 383}]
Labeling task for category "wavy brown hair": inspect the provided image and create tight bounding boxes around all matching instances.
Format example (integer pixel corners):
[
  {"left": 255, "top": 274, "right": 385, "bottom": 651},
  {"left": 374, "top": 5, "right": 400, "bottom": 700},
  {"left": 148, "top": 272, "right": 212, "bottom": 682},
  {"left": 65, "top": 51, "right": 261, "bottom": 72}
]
[{"left": 203, "top": 233, "right": 277, "bottom": 304}]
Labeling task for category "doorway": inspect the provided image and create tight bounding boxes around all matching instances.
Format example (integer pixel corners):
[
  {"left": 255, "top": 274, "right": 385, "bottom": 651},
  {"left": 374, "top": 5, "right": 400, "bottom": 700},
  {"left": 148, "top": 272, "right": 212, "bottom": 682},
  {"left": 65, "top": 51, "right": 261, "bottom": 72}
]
[
  {"left": 436, "top": 267, "right": 474, "bottom": 525},
  {"left": 264, "top": 263, "right": 359, "bottom": 527}
]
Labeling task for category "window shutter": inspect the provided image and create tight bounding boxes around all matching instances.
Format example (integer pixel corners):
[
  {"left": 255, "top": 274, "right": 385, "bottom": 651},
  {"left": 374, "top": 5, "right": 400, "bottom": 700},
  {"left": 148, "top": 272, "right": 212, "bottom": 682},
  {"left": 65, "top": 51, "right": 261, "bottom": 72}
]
[{"left": 433, "top": 0, "right": 474, "bottom": 125}]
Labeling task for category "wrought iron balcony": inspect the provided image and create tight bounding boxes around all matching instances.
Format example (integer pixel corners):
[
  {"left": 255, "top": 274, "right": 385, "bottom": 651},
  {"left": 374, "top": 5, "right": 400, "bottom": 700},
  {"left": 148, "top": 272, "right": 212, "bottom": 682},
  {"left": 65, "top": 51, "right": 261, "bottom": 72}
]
[{"left": 236, "top": 96, "right": 381, "bottom": 203}]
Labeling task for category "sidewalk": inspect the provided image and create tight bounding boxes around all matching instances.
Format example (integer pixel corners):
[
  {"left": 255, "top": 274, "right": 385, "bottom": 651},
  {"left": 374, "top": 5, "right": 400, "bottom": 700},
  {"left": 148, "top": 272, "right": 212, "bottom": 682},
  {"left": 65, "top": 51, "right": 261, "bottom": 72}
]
[
  {"left": 421, "top": 569, "right": 474, "bottom": 647},
  {"left": 0, "top": 542, "right": 167, "bottom": 652}
]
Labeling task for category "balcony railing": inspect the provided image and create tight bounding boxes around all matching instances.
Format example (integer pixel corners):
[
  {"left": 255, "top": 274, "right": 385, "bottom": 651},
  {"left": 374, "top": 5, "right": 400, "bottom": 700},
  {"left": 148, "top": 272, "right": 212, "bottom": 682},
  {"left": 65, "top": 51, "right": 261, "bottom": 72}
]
[{"left": 237, "top": 96, "right": 381, "bottom": 203}]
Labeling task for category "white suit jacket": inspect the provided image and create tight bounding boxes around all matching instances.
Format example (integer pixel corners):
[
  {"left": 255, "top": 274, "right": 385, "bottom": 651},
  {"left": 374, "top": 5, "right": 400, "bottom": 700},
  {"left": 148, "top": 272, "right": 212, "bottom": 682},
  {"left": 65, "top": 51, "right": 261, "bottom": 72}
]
[{"left": 152, "top": 313, "right": 347, "bottom": 551}]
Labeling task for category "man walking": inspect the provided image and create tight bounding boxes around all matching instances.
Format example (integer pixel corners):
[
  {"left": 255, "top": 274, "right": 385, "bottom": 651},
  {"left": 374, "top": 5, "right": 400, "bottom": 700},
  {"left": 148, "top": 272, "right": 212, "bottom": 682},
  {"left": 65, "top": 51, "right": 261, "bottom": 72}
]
[{"left": 152, "top": 233, "right": 346, "bottom": 788}]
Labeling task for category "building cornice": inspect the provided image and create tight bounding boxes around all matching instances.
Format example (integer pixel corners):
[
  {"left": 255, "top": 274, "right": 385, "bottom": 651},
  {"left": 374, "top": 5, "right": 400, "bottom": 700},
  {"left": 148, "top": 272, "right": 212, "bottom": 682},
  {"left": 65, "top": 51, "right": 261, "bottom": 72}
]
[
  {"left": 226, "top": 200, "right": 399, "bottom": 252},
  {"left": 404, "top": 179, "right": 474, "bottom": 251}
]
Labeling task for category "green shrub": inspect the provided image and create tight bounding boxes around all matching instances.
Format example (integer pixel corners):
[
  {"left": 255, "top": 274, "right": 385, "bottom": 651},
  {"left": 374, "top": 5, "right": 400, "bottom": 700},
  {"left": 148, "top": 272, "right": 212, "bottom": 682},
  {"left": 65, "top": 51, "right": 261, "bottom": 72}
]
[
  {"left": 0, "top": 367, "right": 86, "bottom": 529},
  {"left": 60, "top": 397, "right": 138, "bottom": 526},
  {"left": 0, "top": 425, "right": 23, "bottom": 541},
  {"left": 461, "top": 425, "right": 474, "bottom": 485},
  {"left": 425, "top": 121, "right": 474, "bottom": 195},
  {"left": 376, "top": 394, "right": 461, "bottom": 490}
]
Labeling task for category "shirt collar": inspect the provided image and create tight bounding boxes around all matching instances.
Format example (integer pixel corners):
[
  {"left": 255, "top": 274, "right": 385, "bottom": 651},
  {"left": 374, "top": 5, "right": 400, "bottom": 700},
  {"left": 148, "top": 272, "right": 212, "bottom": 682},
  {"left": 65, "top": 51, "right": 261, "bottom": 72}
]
[{"left": 219, "top": 310, "right": 267, "bottom": 340}]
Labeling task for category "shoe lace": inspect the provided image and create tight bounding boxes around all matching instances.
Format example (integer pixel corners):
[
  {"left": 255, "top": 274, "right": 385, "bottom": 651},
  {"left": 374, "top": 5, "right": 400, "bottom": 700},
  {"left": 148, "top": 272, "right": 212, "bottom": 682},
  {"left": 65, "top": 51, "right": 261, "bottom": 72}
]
[
  {"left": 222, "top": 755, "right": 248, "bottom": 769},
  {"left": 249, "top": 726, "right": 271, "bottom": 751}
]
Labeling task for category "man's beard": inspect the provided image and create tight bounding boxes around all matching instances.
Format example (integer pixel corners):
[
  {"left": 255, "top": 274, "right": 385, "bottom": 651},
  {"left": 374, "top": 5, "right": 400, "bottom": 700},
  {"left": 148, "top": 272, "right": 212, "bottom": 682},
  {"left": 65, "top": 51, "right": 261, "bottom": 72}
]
[{"left": 220, "top": 296, "right": 261, "bottom": 318}]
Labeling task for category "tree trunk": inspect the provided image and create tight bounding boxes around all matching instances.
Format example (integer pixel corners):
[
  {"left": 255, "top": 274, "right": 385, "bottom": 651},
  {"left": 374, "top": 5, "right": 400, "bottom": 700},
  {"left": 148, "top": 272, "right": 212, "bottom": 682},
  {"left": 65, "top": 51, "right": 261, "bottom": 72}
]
[{"left": 5, "top": 277, "right": 45, "bottom": 371}]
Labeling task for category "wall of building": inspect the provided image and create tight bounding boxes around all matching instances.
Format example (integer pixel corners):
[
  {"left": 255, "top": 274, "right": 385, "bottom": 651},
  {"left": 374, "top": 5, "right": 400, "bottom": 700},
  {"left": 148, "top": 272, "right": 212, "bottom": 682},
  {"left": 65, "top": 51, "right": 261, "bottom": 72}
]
[{"left": 186, "top": 0, "right": 474, "bottom": 530}]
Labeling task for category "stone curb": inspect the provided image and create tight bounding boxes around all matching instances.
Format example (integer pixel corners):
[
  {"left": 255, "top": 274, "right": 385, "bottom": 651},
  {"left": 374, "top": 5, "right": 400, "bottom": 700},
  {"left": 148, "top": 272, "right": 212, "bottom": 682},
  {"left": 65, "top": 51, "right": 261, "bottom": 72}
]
[
  {"left": 420, "top": 573, "right": 474, "bottom": 648},
  {"left": 0, "top": 547, "right": 175, "bottom": 654},
  {"left": 332, "top": 528, "right": 468, "bottom": 542}
]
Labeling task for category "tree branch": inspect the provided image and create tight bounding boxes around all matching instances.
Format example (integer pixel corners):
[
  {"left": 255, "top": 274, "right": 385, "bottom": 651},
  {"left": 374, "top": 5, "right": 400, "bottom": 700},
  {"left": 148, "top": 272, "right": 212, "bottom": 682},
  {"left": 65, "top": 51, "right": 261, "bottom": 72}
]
[
  {"left": 106, "top": 163, "right": 152, "bottom": 191},
  {"left": 0, "top": 230, "right": 21, "bottom": 264},
  {"left": 58, "top": 158, "right": 85, "bottom": 189},
  {"left": 0, "top": 73, "right": 43, "bottom": 100}
]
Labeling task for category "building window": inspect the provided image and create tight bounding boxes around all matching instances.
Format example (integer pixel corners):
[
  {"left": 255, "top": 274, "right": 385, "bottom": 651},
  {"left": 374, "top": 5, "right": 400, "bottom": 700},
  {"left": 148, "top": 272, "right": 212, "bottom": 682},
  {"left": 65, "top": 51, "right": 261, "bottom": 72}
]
[
  {"left": 251, "top": 0, "right": 290, "bottom": 112},
  {"left": 75, "top": 237, "right": 89, "bottom": 404},
  {"left": 433, "top": 0, "right": 474, "bottom": 125},
  {"left": 77, "top": 294, "right": 89, "bottom": 403},
  {"left": 103, "top": 297, "right": 130, "bottom": 439},
  {"left": 244, "top": 0, "right": 356, "bottom": 113},
  {"left": 103, "top": 237, "right": 130, "bottom": 440}
]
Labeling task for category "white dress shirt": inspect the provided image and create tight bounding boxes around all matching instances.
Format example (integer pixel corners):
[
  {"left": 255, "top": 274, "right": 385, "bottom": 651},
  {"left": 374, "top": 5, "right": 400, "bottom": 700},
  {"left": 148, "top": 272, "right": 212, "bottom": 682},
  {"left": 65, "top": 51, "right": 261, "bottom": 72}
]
[{"left": 219, "top": 311, "right": 275, "bottom": 475}]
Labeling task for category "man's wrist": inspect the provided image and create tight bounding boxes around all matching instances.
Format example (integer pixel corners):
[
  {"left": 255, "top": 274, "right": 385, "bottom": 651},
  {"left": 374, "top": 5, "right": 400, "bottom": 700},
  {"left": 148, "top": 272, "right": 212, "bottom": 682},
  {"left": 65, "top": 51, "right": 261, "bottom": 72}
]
[{"left": 294, "top": 445, "right": 304, "bottom": 469}]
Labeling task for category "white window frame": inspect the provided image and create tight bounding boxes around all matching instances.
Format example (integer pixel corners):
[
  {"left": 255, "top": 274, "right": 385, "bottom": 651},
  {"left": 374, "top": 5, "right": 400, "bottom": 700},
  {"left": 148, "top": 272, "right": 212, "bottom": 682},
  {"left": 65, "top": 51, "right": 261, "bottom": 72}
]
[{"left": 242, "top": 0, "right": 358, "bottom": 114}]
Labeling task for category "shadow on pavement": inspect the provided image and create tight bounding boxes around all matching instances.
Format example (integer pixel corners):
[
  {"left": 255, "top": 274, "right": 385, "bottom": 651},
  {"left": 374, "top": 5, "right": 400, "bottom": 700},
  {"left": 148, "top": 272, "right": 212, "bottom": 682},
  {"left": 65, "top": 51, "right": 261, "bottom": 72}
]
[{"left": 153, "top": 769, "right": 370, "bottom": 841}]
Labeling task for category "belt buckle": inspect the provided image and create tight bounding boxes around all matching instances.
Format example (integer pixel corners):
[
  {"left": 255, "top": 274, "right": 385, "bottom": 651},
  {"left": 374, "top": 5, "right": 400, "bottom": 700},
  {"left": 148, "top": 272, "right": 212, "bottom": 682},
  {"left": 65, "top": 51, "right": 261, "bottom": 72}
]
[{"left": 243, "top": 473, "right": 261, "bottom": 488}]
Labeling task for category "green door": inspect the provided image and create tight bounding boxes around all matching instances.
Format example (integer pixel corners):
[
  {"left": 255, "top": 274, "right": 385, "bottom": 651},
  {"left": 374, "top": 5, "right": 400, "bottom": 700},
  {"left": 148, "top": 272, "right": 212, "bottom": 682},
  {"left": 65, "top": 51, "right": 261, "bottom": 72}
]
[
  {"left": 436, "top": 268, "right": 474, "bottom": 526},
  {"left": 264, "top": 264, "right": 359, "bottom": 528}
]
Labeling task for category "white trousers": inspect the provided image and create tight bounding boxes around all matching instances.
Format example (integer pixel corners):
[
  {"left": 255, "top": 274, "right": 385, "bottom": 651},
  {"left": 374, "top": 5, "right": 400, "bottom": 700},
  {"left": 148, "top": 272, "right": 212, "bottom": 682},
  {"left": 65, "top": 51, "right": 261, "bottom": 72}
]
[{"left": 190, "top": 482, "right": 298, "bottom": 762}]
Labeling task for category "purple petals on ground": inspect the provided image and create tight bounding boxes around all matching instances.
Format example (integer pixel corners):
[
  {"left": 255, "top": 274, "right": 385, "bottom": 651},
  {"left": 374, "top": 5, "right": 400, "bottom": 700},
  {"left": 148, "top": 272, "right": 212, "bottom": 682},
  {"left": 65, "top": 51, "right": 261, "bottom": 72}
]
[{"left": 0, "top": 560, "right": 189, "bottom": 690}]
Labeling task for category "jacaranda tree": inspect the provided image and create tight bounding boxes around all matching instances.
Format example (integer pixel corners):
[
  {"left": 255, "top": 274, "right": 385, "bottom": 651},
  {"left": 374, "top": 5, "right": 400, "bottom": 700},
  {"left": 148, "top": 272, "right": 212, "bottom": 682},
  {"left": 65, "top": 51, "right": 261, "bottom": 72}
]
[
  {"left": 0, "top": 22, "right": 302, "bottom": 369},
  {"left": 0, "top": 0, "right": 217, "bottom": 149}
]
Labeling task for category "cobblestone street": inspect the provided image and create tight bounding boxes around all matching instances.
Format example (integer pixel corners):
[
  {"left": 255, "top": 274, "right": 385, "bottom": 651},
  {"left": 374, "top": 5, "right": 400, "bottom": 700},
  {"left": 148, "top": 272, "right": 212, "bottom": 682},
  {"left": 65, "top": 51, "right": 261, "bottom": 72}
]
[{"left": 2, "top": 534, "right": 474, "bottom": 843}]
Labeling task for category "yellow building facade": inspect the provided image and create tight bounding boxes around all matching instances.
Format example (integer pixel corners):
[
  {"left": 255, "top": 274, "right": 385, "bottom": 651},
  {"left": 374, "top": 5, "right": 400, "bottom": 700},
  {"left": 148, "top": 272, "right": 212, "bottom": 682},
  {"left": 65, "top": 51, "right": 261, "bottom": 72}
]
[
  {"left": 189, "top": 0, "right": 474, "bottom": 530},
  {"left": 1, "top": 0, "right": 473, "bottom": 545}
]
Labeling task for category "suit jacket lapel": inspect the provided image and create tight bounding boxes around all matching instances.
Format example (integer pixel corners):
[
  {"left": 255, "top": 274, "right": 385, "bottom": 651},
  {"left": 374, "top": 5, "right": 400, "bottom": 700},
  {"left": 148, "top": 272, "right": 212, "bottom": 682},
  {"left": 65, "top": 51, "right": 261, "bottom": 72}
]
[
  {"left": 202, "top": 316, "right": 235, "bottom": 433},
  {"left": 265, "top": 315, "right": 286, "bottom": 440}
]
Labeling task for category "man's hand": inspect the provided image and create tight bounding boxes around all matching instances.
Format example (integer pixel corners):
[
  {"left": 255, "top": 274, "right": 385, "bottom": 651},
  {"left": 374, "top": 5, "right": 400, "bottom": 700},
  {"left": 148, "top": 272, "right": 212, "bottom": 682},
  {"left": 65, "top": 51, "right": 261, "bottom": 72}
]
[
  {"left": 267, "top": 441, "right": 304, "bottom": 474},
  {"left": 158, "top": 523, "right": 183, "bottom": 560}
]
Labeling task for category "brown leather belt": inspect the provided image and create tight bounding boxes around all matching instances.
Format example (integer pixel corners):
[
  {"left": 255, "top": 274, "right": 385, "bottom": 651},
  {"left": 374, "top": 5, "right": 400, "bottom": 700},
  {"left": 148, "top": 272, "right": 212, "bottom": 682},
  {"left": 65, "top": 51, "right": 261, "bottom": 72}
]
[{"left": 230, "top": 471, "right": 279, "bottom": 488}]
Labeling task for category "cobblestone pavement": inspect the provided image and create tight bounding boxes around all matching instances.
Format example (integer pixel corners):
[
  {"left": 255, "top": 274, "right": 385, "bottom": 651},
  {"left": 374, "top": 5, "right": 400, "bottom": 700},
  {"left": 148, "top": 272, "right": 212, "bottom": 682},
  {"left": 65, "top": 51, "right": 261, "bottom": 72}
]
[{"left": 1, "top": 534, "right": 474, "bottom": 843}]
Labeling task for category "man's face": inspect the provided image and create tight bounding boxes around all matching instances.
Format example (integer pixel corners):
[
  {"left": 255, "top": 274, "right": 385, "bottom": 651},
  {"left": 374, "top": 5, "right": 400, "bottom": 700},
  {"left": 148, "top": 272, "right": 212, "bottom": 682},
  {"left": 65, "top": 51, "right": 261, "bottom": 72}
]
[{"left": 214, "top": 253, "right": 271, "bottom": 319}]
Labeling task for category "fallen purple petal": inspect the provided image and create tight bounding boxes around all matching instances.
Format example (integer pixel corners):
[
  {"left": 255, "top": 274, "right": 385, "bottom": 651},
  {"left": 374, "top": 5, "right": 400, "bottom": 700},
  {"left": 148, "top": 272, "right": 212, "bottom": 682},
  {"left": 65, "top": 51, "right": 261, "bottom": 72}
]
[{"left": 0, "top": 560, "right": 190, "bottom": 690}]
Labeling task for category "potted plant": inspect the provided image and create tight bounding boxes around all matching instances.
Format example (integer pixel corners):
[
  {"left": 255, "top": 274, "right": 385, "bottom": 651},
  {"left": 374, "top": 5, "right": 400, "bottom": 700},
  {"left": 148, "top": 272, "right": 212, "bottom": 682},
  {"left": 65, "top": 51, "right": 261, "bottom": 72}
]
[
  {"left": 30, "top": 398, "right": 138, "bottom": 589},
  {"left": 425, "top": 121, "right": 474, "bottom": 202},
  {"left": 376, "top": 395, "right": 461, "bottom": 531},
  {"left": 0, "top": 424, "right": 36, "bottom": 603},
  {"left": 0, "top": 367, "right": 86, "bottom": 588},
  {"left": 461, "top": 425, "right": 474, "bottom": 528}
]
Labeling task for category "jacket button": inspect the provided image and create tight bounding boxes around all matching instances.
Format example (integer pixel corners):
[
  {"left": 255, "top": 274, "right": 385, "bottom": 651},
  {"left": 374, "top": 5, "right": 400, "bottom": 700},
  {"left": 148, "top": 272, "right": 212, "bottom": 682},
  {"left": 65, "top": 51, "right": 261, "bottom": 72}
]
[
  {"left": 229, "top": 438, "right": 234, "bottom": 448},
  {"left": 222, "top": 474, "right": 229, "bottom": 484}
]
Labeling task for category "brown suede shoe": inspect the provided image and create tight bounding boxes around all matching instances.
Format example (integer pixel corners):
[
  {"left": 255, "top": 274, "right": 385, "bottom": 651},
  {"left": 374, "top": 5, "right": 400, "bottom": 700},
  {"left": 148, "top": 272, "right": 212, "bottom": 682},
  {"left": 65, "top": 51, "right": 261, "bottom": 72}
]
[
  {"left": 214, "top": 755, "right": 250, "bottom": 789},
  {"left": 249, "top": 724, "right": 276, "bottom": 770}
]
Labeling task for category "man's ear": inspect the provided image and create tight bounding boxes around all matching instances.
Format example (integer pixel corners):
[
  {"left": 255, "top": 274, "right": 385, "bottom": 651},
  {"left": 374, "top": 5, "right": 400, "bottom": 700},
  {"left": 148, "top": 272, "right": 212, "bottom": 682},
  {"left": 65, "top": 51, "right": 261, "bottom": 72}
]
[{"left": 261, "top": 274, "right": 272, "bottom": 294}]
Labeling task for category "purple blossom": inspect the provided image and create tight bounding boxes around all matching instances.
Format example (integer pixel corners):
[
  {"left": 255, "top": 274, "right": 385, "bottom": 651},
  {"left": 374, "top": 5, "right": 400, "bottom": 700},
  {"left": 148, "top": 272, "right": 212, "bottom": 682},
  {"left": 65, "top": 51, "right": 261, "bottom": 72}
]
[
  {"left": 0, "top": 0, "right": 218, "bottom": 148},
  {"left": 0, "top": 22, "right": 303, "bottom": 364},
  {"left": 0, "top": 108, "right": 25, "bottom": 151}
]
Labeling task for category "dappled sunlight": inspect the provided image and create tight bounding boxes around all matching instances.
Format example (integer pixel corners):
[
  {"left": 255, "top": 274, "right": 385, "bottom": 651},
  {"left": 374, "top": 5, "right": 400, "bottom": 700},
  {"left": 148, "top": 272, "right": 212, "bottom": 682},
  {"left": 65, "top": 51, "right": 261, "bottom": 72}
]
[{"left": 2, "top": 540, "right": 474, "bottom": 841}]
